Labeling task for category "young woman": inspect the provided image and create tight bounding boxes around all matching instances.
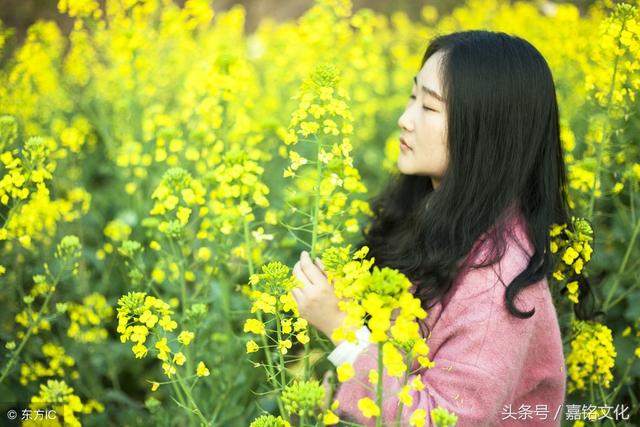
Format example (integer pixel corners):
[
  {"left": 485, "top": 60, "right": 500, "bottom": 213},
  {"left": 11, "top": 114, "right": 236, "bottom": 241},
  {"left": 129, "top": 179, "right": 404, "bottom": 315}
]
[{"left": 291, "top": 30, "right": 593, "bottom": 426}]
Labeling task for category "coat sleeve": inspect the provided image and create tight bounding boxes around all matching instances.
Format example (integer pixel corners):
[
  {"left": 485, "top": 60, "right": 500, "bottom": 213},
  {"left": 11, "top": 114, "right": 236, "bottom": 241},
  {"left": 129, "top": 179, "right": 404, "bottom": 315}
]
[{"left": 332, "top": 247, "right": 540, "bottom": 426}]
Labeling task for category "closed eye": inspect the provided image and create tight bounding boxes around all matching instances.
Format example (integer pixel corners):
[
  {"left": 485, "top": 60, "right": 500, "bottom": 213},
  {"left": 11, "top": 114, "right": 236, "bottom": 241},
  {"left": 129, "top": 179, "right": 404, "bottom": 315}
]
[{"left": 409, "top": 95, "right": 436, "bottom": 112}]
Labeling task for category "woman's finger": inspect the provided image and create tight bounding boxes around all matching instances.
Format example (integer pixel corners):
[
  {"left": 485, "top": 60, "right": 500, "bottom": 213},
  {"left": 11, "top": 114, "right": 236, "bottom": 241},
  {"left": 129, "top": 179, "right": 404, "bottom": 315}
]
[
  {"left": 299, "top": 251, "right": 327, "bottom": 286},
  {"left": 292, "top": 261, "right": 313, "bottom": 291},
  {"left": 314, "top": 257, "right": 327, "bottom": 278},
  {"left": 291, "top": 287, "right": 304, "bottom": 304}
]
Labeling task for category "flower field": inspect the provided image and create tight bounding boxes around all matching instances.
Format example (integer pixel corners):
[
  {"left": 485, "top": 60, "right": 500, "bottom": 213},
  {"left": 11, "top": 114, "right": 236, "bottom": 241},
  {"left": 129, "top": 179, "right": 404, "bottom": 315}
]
[{"left": 0, "top": 0, "right": 639, "bottom": 426}]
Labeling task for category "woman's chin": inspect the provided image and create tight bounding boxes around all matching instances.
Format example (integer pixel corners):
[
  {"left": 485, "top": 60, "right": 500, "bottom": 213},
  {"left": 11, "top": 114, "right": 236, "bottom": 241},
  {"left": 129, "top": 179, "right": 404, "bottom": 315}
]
[{"left": 397, "top": 158, "right": 412, "bottom": 175}]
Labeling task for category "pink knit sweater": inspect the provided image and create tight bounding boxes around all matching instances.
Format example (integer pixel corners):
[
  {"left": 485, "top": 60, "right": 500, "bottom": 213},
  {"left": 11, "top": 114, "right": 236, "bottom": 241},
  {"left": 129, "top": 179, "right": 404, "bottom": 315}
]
[{"left": 331, "top": 213, "right": 567, "bottom": 426}]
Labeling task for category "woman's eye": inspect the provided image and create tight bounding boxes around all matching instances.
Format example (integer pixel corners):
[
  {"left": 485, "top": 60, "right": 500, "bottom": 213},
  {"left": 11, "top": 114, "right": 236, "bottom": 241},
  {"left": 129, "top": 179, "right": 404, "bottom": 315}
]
[
  {"left": 409, "top": 94, "right": 416, "bottom": 100},
  {"left": 422, "top": 106, "right": 435, "bottom": 112}
]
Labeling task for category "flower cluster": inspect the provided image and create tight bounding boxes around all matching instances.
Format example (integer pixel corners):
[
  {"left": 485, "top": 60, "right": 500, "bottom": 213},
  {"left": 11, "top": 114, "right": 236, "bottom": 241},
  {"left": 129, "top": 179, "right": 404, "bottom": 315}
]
[
  {"left": 249, "top": 415, "right": 291, "bottom": 427},
  {"left": 549, "top": 217, "right": 594, "bottom": 304},
  {"left": 117, "top": 292, "right": 177, "bottom": 359},
  {"left": 14, "top": 274, "right": 54, "bottom": 338},
  {"left": 19, "top": 343, "right": 77, "bottom": 386},
  {"left": 566, "top": 319, "right": 617, "bottom": 393},
  {"left": 66, "top": 292, "right": 113, "bottom": 343},
  {"left": 321, "top": 244, "right": 435, "bottom": 421},
  {"left": 0, "top": 0, "right": 638, "bottom": 424},
  {"left": 96, "top": 218, "right": 133, "bottom": 261},
  {"left": 23, "top": 379, "right": 104, "bottom": 427},
  {"left": 243, "top": 261, "right": 310, "bottom": 353},
  {"left": 54, "top": 234, "right": 83, "bottom": 274},
  {"left": 150, "top": 167, "right": 206, "bottom": 236},
  {"left": 281, "top": 380, "right": 325, "bottom": 418},
  {"left": 0, "top": 132, "right": 87, "bottom": 251},
  {"left": 116, "top": 291, "right": 210, "bottom": 381},
  {"left": 206, "top": 147, "right": 274, "bottom": 266},
  {"left": 428, "top": 407, "right": 459, "bottom": 427},
  {"left": 280, "top": 62, "right": 371, "bottom": 251}
]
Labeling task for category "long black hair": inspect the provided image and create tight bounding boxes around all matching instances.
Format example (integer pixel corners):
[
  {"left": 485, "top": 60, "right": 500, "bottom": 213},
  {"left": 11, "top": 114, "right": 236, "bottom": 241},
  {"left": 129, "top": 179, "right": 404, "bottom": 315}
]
[{"left": 357, "top": 30, "right": 598, "bottom": 328}]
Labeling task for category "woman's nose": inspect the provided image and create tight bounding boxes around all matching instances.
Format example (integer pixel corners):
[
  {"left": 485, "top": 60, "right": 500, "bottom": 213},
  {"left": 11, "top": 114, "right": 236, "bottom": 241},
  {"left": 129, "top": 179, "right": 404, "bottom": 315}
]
[{"left": 398, "top": 108, "right": 414, "bottom": 132}]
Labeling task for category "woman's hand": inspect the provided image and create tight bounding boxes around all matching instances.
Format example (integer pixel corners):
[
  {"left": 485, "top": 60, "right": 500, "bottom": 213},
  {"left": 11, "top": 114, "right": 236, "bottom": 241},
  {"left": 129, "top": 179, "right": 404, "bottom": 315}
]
[{"left": 291, "top": 250, "right": 346, "bottom": 344}]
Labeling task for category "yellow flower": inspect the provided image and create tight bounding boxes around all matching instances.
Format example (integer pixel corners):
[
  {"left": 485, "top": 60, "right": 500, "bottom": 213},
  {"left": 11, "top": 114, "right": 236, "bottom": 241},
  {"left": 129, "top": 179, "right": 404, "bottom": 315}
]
[
  {"left": 139, "top": 310, "right": 158, "bottom": 328},
  {"left": 281, "top": 318, "right": 292, "bottom": 334},
  {"left": 173, "top": 352, "right": 186, "bottom": 366},
  {"left": 293, "top": 318, "right": 308, "bottom": 331},
  {"left": 196, "top": 361, "right": 210, "bottom": 377},
  {"left": 411, "top": 376, "right": 425, "bottom": 391},
  {"left": 337, "top": 363, "right": 354, "bottom": 382},
  {"left": 296, "top": 332, "right": 310, "bottom": 344},
  {"left": 553, "top": 269, "right": 565, "bottom": 281},
  {"left": 176, "top": 206, "right": 191, "bottom": 225},
  {"left": 246, "top": 340, "right": 259, "bottom": 353},
  {"left": 196, "top": 247, "right": 211, "bottom": 262},
  {"left": 382, "top": 342, "right": 406, "bottom": 377},
  {"left": 573, "top": 258, "right": 584, "bottom": 274},
  {"left": 299, "top": 121, "right": 319, "bottom": 136},
  {"left": 155, "top": 338, "right": 170, "bottom": 362},
  {"left": 368, "top": 369, "right": 378, "bottom": 384},
  {"left": 159, "top": 316, "right": 177, "bottom": 332},
  {"left": 244, "top": 318, "right": 266, "bottom": 335},
  {"left": 132, "top": 343, "right": 148, "bottom": 359},
  {"left": 612, "top": 182, "right": 624, "bottom": 193},
  {"left": 162, "top": 362, "right": 176, "bottom": 378},
  {"left": 562, "top": 247, "right": 580, "bottom": 265},
  {"left": 178, "top": 330, "right": 194, "bottom": 345},
  {"left": 163, "top": 195, "right": 179, "bottom": 210},
  {"left": 278, "top": 339, "right": 292, "bottom": 354},
  {"left": 323, "top": 410, "right": 340, "bottom": 425},
  {"left": 409, "top": 409, "right": 427, "bottom": 427},
  {"left": 398, "top": 385, "right": 413, "bottom": 406},
  {"left": 151, "top": 382, "right": 160, "bottom": 392},
  {"left": 151, "top": 268, "right": 165, "bottom": 283},
  {"left": 280, "top": 293, "right": 298, "bottom": 313},
  {"left": 567, "top": 281, "right": 579, "bottom": 304},
  {"left": 357, "top": 397, "right": 380, "bottom": 418}
]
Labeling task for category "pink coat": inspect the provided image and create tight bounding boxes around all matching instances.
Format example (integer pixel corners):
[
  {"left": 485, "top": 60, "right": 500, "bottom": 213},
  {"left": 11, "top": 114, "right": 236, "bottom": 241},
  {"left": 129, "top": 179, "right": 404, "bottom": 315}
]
[{"left": 332, "top": 213, "right": 567, "bottom": 426}]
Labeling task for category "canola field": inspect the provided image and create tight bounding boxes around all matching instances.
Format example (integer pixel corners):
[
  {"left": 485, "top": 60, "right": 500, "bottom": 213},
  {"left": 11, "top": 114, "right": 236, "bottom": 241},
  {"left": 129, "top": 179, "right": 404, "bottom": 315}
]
[{"left": 0, "top": 0, "right": 639, "bottom": 426}]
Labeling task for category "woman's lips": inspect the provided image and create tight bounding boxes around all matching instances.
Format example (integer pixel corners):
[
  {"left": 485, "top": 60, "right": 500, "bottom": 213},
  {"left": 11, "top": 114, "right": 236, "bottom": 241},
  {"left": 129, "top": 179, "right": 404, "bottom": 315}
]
[{"left": 399, "top": 137, "right": 412, "bottom": 151}]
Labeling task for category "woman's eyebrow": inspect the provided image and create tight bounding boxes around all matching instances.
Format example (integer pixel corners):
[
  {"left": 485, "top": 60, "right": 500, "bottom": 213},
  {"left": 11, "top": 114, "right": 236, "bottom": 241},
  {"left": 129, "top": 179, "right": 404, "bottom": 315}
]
[{"left": 413, "top": 75, "right": 444, "bottom": 102}]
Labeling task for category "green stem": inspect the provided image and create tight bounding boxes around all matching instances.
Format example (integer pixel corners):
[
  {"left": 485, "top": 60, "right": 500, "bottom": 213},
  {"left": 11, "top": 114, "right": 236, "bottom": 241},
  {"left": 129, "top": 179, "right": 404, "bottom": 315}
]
[
  {"left": 243, "top": 217, "right": 255, "bottom": 275},
  {"left": 176, "top": 371, "right": 209, "bottom": 426},
  {"left": 376, "top": 342, "right": 383, "bottom": 427},
  {"left": 395, "top": 352, "right": 413, "bottom": 426},
  {"left": 243, "top": 218, "right": 287, "bottom": 418},
  {"left": 170, "top": 235, "right": 193, "bottom": 376},
  {"left": 587, "top": 15, "right": 628, "bottom": 220},
  {"left": 303, "top": 135, "right": 324, "bottom": 381},
  {"left": 275, "top": 309, "right": 290, "bottom": 421},
  {"left": 589, "top": 381, "right": 595, "bottom": 421},
  {"left": 606, "top": 356, "right": 635, "bottom": 405},
  {"left": 0, "top": 262, "right": 65, "bottom": 385},
  {"left": 0, "top": 288, "right": 55, "bottom": 385},
  {"left": 603, "top": 217, "right": 640, "bottom": 309},
  {"left": 310, "top": 135, "right": 322, "bottom": 259},
  {"left": 597, "top": 382, "right": 617, "bottom": 427},
  {"left": 169, "top": 380, "right": 190, "bottom": 421}
]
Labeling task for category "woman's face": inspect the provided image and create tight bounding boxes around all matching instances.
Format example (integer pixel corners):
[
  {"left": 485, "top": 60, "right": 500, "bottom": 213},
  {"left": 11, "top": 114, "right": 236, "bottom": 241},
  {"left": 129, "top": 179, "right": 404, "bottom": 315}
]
[{"left": 397, "top": 50, "right": 449, "bottom": 189}]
